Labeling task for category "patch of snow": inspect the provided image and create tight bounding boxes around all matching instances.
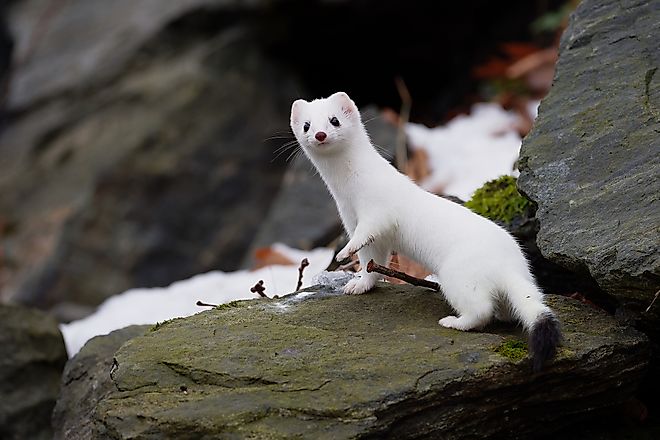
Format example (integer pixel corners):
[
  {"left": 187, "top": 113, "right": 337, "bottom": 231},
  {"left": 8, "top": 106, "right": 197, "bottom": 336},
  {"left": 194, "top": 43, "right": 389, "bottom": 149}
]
[
  {"left": 60, "top": 243, "right": 334, "bottom": 357},
  {"left": 267, "top": 270, "right": 354, "bottom": 311},
  {"left": 313, "top": 270, "right": 355, "bottom": 293},
  {"left": 406, "top": 102, "right": 523, "bottom": 201}
]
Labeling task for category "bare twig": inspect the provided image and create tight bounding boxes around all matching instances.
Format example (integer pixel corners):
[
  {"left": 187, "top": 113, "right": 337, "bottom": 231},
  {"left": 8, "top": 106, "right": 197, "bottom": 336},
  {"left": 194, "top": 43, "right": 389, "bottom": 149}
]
[
  {"left": 296, "top": 258, "right": 310, "bottom": 291},
  {"left": 394, "top": 77, "right": 412, "bottom": 173},
  {"left": 337, "top": 259, "right": 359, "bottom": 272},
  {"left": 196, "top": 300, "right": 218, "bottom": 308},
  {"left": 645, "top": 289, "right": 660, "bottom": 313},
  {"left": 366, "top": 259, "right": 440, "bottom": 292},
  {"left": 250, "top": 280, "right": 268, "bottom": 298}
]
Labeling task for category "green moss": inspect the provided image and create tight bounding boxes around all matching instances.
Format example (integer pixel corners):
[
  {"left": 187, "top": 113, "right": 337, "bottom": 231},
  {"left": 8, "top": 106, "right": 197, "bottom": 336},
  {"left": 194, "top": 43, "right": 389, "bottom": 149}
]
[
  {"left": 150, "top": 319, "right": 175, "bottom": 332},
  {"left": 465, "top": 176, "right": 530, "bottom": 223},
  {"left": 215, "top": 300, "right": 245, "bottom": 310},
  {"left": 494, "top": 339, "right": 528, "bottom": 361}
]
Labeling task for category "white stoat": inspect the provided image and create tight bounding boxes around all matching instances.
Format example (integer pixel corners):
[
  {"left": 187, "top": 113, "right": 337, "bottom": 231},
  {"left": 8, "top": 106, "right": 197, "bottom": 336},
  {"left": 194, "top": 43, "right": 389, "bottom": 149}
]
[{"left": 290, "top": 92, "right": 561, "bottom": 371}]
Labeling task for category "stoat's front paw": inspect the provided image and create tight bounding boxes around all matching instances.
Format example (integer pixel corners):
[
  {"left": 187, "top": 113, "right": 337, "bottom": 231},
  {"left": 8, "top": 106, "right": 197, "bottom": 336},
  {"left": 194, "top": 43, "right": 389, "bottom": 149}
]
[{"left": 343, "top": 277, "right": 375, "bottom": 295}]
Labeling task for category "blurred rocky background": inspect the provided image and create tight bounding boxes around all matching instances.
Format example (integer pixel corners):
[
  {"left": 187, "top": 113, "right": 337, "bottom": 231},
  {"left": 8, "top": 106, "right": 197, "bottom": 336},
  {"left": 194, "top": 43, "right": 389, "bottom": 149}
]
[{"left": 0, "top": 0, "right": 566, "bottom": 318}]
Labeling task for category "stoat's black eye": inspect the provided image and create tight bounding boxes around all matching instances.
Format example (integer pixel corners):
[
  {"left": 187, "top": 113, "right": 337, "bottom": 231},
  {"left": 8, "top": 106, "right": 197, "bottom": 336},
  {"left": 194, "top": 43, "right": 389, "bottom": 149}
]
[
  {"left": 329, "top": 116, "right": 340, "bottom": 127},
  {"left": 303, "top": 122, "right": 310, "bottom": 133}
]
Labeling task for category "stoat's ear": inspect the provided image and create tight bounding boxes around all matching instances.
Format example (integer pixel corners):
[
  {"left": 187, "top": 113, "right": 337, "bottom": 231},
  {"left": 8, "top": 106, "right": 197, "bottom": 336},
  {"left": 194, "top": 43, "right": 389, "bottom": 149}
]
[
  {"left": 329, "top": 92, "right": 357, "bottom": 117},
  {"left": 291, "top": 99, "right": 306, "bottom": 123}
]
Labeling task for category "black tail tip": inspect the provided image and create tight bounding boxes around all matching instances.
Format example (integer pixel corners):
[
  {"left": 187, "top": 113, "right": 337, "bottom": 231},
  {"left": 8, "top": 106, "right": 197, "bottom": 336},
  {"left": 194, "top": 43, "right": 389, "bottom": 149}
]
[{"left": 529, "top": 311, "right": 562, "bottom": 372}]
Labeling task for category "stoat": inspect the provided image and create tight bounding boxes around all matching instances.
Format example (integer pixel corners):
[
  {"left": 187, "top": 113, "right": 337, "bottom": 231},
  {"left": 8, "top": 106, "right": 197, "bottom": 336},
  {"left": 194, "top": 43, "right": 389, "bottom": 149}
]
[{"left": 290, "top": 92, "right": 561, "bottom": 371}]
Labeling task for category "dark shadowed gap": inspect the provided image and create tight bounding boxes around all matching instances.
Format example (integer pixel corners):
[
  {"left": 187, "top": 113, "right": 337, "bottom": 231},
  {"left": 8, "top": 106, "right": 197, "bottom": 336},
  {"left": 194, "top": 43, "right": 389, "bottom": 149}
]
[{"left": 164, "top": 0, "right": 564, "bottom": 125}]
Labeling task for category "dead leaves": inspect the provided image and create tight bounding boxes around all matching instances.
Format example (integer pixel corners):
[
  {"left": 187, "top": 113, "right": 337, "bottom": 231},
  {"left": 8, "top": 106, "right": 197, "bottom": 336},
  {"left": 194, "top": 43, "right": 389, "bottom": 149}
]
[{"left": 252, "top": 247, "right": 295, "bottom": 269}]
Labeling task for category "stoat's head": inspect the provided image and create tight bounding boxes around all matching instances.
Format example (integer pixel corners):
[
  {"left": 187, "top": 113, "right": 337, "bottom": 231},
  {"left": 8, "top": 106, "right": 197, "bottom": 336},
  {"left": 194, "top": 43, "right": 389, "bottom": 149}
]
[{"left": 290, "top": 92, "right": 362, "bottom": 155}]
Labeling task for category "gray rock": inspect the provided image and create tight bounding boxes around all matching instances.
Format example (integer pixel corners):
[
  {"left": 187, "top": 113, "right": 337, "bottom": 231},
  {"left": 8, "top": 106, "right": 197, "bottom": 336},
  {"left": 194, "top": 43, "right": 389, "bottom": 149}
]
[
  {"left": 244, "top": 106, "right": 398, "bottom": 264},
  {"left": 7, "top": 0, "right": 285, "bottom": 109},
  {"left": 52, "top": 325, "right": 150, "bottom": 440},
  {"left": 1, "top": 26, "right": 300, "bottom": 308},
  {"left": 73, "top": 285, "right": 647, "bottom": 439},
  {"left": 518, "top": 0, "right": 660, "bottom": 311},
  {"left": 0, "top": 304, "right": 67, "bottom": 440}
]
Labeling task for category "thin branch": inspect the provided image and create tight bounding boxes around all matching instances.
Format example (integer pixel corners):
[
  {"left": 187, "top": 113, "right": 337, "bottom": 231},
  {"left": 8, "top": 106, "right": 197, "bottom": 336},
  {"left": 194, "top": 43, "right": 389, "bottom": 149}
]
[
  {"left": 337, "top": 259, "right": 359, "bottom": 271},
  {"left": 296, "top": 258, "right": 309, "bottom": 291},
  {"left": 250, "top": 280, "right": 268, "bottom": 298},
  {"left": 645, "top": 289, "right": 660, "bottom": 313},
  {"left": 196, "top": 300, "right": 218, "bottom": 308},
  {"left": 366, "top": 259, "right": 440, "bottom": 292}
]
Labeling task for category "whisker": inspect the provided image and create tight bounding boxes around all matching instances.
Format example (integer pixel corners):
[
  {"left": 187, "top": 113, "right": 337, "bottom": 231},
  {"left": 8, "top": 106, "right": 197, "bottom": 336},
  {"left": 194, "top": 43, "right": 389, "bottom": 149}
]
[
  {"left": 285, "top": 147, "right": 304, "bottom": 163},
  {"left": 264, "top": 135, "right": 295, "bottom": 141},
  {"left": 373, "top": 143, "right": 394, "bottom": 160},
  {"left": 263, "top": 128, "right": 296, "bottom": 142},
  {"left": 273, "top": 140, "right": 299, "bottom": 154},
  {"left": 271, "top": 142, "right": 300, "bottom": 162}
]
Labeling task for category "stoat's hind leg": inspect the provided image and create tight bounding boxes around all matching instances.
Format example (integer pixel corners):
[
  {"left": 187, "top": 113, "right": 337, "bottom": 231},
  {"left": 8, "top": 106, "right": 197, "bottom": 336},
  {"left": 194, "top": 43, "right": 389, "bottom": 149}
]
[
  {"left": 343, "top": 243, "right": 390, "bottom": 295},
  {"left": 493, "top": 294, "right": 515, "bottom": 322},
  {"left": 437, "top": 278, "right": 494, "bottom": 331},
  {"left": 438, "top": 313, "right": 491, "bottom": 331}
]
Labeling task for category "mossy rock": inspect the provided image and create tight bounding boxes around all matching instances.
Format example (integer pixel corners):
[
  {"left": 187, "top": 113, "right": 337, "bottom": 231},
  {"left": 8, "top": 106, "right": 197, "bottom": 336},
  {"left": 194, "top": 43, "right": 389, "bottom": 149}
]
[
  {"left": 83, "top": 284, "right": 649, "bottom": 439},
  {"left": 465, "top": 175, "right": 530, "bottom": 224},
  {"left": 494, "top": 339, "right": 528, "bottom": 361}
]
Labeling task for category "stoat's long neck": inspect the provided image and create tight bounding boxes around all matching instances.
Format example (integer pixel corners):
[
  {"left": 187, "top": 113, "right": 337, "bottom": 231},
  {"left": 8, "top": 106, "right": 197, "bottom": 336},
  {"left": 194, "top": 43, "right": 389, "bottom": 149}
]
[{"left": 307, "top": 130, "right": 384, "bottom": 201}]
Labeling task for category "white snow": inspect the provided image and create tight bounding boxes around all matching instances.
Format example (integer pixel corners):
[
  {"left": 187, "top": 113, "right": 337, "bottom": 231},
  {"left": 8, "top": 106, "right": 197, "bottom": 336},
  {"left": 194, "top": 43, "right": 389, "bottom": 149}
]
[
  {"left": 406, "top": 102, "right": 528, "bottom": 201},
  {"left": 313, "top": 270, "right": 355, "bottom": 292},
  {"left": 60, "top": 243, "right": 334, "bottom": 357}
]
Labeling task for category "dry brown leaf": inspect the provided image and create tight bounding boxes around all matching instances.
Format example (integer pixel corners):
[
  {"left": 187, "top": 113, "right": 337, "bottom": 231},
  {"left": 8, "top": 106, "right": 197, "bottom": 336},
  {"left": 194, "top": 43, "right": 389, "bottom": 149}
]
[
  {"left": 506, "top": 47, "right": 557, "bottom": 94},
  {"left": 500, "top": 42, "right": 540, "bottom": 59},
  {"left": 252, "top": 247, "right": 295, "bottom": 270}
]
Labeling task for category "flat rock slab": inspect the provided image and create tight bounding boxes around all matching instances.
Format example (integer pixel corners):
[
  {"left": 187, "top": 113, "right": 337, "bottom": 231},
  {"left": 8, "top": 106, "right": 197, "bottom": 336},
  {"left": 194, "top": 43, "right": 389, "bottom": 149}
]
[
  {"left": 518, "top": 0, "right": 660, "bottom": 306},
  {"left": 97, "top": 285, "right": 648, "bottom": 439}
]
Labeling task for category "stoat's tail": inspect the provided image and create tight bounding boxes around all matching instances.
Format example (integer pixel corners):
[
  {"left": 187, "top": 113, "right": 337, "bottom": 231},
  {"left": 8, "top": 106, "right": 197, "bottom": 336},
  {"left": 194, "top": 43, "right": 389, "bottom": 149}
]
[{"left": 505, "top": 276, "right": 562, "bottom": 372}]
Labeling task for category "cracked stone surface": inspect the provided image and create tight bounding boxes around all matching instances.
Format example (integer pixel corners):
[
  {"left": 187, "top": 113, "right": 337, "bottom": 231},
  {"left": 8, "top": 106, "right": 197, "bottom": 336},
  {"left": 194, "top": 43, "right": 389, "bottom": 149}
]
[
  {"left": 53, "top": 325, "right": 150, "bottom": 440},
  {"left": 76, "top": 284, "right": 648, "bottom": 439},
  {"left": 517, "top": 0, "right": 660, "bottom": 311}
]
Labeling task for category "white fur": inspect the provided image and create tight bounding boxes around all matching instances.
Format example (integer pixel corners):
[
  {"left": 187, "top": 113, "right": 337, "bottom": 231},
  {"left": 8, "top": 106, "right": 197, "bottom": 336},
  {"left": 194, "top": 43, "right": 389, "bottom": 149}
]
[{"left": 290, "top": 92, "right": 552, "bottom": 331}]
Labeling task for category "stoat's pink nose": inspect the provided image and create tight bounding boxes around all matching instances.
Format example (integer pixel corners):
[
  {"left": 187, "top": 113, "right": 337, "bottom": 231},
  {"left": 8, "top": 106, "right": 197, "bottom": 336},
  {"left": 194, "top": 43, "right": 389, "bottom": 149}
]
[{"left": 315, "top": 131, "right": 327, "bottom": 142}]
